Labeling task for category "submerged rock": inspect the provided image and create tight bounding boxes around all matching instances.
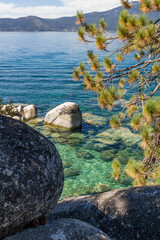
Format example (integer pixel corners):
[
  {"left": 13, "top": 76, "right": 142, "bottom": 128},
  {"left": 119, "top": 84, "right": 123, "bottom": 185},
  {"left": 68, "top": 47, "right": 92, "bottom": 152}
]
[
  {"left": 51, "top": 186, "right": 160, "bottom": 240},
  {"left": 5, "top": 218, "right": 111, "bottom": 240},
  {"left": 101, "top": 149, "right": 117, "bottom": 162},
  {"left": 75, "top": 186, "right": 96, "bottom": 196},
  {"left": 45, "top": 102, "right": 82, "bottom": 130},
  {"left": 76, "top": 151, "right": 94, "bottom": 159},
  {"left": 83, "top": 113, "right": 106, "bottom": 126},
  {"left": 96, "top": 127, "right": 141, "bottom": 146},
  {"left": 95, "top": 183, "right": 111, "bottom": 193},
  {"left": 95, "top": 137, "right": 117, "bottom": 145},
  {"left": 63, "top": 161, "right": 73, "bottom": 169},
  {"left": 68, "top": 132, "right": 85, "bottom": 145},
  {"left": 112, "top": 127, "right": 141, "bottom": 145},
  {"left": 27, "top": 118, "right": 44, "bottom": 125},
  {"left": 0, "top": 115, "right": 64, "bottom": 239},
  {"left": 64, "top": 168, "right": 81, "bottom": 178}
]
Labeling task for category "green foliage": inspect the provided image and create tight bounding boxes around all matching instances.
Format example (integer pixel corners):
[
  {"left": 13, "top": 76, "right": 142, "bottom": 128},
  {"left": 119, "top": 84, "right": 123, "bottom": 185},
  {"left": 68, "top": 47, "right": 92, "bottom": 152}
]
[
  {"left": 72, "top": 67, "right": 80, "bottom": 81},
  {"left": 141, "top": 124, "right": 153, "bottom": 144},
  {"left": 119, "top": 9, "right": 130, "bottom": 24},
  {"left": 117, "top": 23, "right": 130, "bottom": 40},
  {"left": 119, "top": 78, "right": 126, "bottom": 88},
  {"left": 74, "top": 0, "right": 160, "bottom": 186},
  {"left": 87, "top": 50, "right": 97, "bottom": 62},
  {"left": 131, "top": 114, "right": 142, "bottom": 131},
  {"left": 103, "top": 57, "right": 114, "bottom": 72},
  {"left": 152, "top": 63, "right": 160, "bottom": 74},
  {"left": 115, "top": 53, "right": 124, "bottom": 62},
  {"left": 99, "top": 18, "right": 108, "bottom": 29},
  {"left": 79, "top": 62, "right": 85, "bottom": 75},
  {"left": 143, "top": 98, "right": 160, "bottom": 123},
  {"left": 153, "top": 0, "right": 160, "bottom": 10},
  {"left": 77, "top": 27, "right": 86, "bottom": 41},
  {"left": 110, "top": 115, "right": 121, "bottom": 128},
  {"left": 76, "top": 11, "right": 85, "bottom": 25},
  {"left": 112, "top": 159, "right": 122, "bottom": 180},
  {"left": 91, "top": 61, "right": 101, "bottom": 71},
  {"left": 129, "top": 70, "right": 140, "bottom": 83},
  {"left": 136, "top": 14, "right": 149, "bottom": 27},
  {"left": 125, "top": 158, "right": 147, "bottom": 186},
  {"left": 88, "top": 24, "right": 97, "bottom": 36},
  {"left": 140, "top": 0, "right": 152, "bottom": 12},
  {"left": 121, "top": 0, "right": 132, "bottom": 9},
  {"left": 94, "top": 71, "right": 104, "bottom": 82},
  {"left": 134, "top": 53, "right": 141, "bottom": 61},
  {"left": 96, "top": 33, "right": 107, "bottom": 50},
  {"left": 98, "top": 86, "right": 117, "bottom": 109},
  {"left": 127, "top": 15, "right": 137, "bottom": 30}
]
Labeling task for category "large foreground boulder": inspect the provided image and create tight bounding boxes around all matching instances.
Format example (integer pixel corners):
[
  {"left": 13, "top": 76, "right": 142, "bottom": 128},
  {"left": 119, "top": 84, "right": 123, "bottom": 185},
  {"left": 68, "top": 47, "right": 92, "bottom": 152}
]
[
  {"left": 5, "top": 218, "right": 111, "bottom": 240},
  {"left": 45, "top": 102, "right": 82, "bottom": 130},
  {"left": 51, "top": 186, "right": 160, "bottom": 240},
  {"left": 0, "top": 115, "right": 64, "bottom": 239}
]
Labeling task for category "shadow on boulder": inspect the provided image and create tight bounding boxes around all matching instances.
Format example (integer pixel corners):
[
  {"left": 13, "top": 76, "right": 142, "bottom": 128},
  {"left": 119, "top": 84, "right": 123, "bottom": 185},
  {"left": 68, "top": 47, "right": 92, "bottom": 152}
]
[{"left": 50, "top": 186, "right": 160, "bottom": 240}]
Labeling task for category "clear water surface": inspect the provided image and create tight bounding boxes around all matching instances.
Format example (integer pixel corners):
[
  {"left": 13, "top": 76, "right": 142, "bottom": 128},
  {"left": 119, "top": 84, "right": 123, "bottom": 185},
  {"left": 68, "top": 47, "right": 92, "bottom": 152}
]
[{"left": 0, "top": 32, "right": 144, "bottom": 198}]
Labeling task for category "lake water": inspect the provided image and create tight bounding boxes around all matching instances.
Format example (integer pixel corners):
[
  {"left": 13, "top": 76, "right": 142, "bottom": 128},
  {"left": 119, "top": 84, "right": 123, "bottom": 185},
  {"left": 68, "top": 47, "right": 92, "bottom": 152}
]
[{"left": 0, "top": 32, "right": 144, "bottom": 198}]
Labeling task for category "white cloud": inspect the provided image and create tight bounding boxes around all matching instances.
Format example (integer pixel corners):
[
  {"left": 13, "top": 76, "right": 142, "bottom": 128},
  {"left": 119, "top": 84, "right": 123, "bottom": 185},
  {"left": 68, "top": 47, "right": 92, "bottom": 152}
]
[{"left": 0, "top": 0, "right": 135, "bottom": 19}]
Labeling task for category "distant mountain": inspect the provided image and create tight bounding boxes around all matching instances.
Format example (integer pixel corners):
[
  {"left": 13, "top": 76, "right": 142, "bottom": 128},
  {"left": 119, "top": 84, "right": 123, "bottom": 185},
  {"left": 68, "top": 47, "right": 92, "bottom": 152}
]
[{"left": 0, "top": 2, "right": 159, "bottom": 32}]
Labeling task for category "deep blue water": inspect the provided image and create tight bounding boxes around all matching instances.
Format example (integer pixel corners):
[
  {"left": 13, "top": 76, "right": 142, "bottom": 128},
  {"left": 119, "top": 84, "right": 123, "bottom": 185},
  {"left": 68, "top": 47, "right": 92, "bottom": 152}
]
[
  {"left": 0, "top": 32, "right": 134, "bottom": 115},
  {"left": 0, "top": 32, "right": 143, "bottom": 197}
]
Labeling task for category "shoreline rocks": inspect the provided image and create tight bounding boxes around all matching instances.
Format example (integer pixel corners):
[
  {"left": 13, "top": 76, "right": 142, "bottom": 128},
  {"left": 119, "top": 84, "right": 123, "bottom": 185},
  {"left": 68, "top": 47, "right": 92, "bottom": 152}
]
[
  {"left": 23, "top": 105, "right": 37, "bottom": 120},
  {"left": 4, "top": 185, "right": 160, "bottom": 240},
  {"left": 0, "top": 115, "right": 64, "bottom": 239},
  {"left": 1, "top": 104, "right": 37, "bottom": 121},
  {"left": 82, "top": 113, "right": 106, "bottom": 126},
  {"left": 44, "top": 102, "right": 82, "bottom": 130},
  {"left": 50, "top": 186, "right": 160, "bottom": 240},
  {"left": 5, "top": 218, "right": 111, "bottom": 240}
]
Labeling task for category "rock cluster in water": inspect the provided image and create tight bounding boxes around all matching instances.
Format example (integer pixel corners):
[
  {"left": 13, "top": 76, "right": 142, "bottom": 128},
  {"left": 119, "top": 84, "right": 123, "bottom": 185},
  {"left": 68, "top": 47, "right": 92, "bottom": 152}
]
[
  {"left": 2, "top": 102, "right": 83, "bottom": 130},
  {"left": 2, "top": 104, "right": 37, "bottom": 121},
  {"left": 0, "top": 115, "right": 64, "bottom": 239}
]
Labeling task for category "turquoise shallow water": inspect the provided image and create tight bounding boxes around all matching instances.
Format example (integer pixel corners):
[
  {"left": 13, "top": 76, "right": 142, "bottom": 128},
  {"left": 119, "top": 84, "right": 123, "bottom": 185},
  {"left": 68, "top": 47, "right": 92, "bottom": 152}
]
[{"left": 0, "top": 32, "right": 144, "bottom": 198}]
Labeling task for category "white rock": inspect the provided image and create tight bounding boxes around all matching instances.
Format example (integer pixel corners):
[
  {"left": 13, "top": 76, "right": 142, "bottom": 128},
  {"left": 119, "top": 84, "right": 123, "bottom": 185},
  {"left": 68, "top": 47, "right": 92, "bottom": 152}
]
[
  {"left": 45, "top": 102, "right": 82, "bottom": 130},
  {"left": 23, "top": 105, "right": 37, "bottom": 121},
  {"left": 16, "top": 105, "right": 24, "bottom": 114},
  {"left": 12, "top": 116, "right": 21, "bottom": 121}
]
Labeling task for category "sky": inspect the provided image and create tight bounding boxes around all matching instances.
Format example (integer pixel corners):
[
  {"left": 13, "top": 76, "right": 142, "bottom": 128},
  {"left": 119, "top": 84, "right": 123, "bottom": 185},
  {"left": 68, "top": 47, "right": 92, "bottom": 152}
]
[{"left": 0, "top": 0, "right": 135, "bottom": 19}]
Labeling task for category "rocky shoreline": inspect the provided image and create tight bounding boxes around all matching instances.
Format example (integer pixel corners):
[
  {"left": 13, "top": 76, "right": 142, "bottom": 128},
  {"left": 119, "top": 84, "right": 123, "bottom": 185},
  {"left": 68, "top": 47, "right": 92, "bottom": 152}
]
[
  {"left": 5, "top": 186, "right": 160, "bottom": 240},
  {"left": 1, "top": 102, "right": 157, "bottom": 240}
]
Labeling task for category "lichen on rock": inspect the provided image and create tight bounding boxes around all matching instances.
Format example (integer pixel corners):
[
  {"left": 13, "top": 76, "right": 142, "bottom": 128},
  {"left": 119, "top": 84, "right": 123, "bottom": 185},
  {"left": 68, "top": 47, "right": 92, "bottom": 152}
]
[{"left": 0, "top": 115, "right": 64, "bottom": 239}]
